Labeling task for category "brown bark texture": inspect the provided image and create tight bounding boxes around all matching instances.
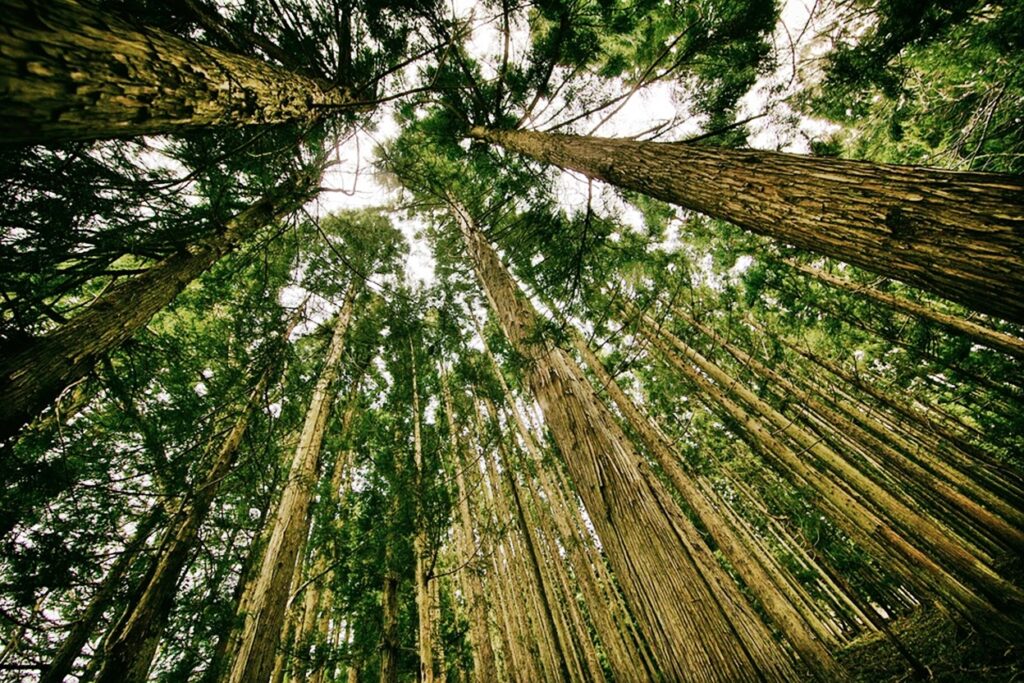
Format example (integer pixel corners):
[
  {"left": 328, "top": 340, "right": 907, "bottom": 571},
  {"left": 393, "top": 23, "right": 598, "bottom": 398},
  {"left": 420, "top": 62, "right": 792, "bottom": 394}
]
[
  {"left": 454, "top": 202, "right": 799, "bottom": 682},
  {"left": 0, "top": 0, "right": 356, "bottom": 145},
  {"left": 469, "top": 126, "right": 1024, "bottom": 324},
  {"left": 0, "top": 172, "right": 316, "bottom": 445}
]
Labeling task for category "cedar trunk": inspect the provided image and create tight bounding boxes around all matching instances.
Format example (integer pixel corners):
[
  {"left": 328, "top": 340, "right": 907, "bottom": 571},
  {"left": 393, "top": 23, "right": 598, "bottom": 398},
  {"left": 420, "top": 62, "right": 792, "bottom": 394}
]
[
  {"left": 468, "top": 127, "right": 1024, "bottom": 324},
  {"left": 0, "top": 174, "right": 314, "bottom": 444},
  {"left": 0, "top": 0, "right": 356, "bottom": 145}
]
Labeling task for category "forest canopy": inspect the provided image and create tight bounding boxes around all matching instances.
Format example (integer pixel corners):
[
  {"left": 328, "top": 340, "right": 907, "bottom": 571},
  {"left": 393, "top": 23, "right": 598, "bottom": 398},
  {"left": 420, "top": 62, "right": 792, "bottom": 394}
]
[{"left": 1, "top": 0, "right": 1022, "bottom": 681}]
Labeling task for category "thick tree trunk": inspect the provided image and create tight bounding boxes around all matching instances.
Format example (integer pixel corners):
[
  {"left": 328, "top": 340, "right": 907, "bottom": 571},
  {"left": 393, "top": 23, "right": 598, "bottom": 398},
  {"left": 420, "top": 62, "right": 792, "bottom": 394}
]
[
  {"left": 40, "top": 506, "right": 163, "bottom": 683},
  {"left": 94, "top": 307, "right": 302, "bottom": 683},
  {"left": 789, "top": 262, "right": 1024, "bottom": 361},
  {"left": 572, "top": 330, "right": 845, "bottom": 680},
  {"left": 227, "top": 288, "right": 357, "bottom": 683},
  {"left": 0, "top": 172, "right": 316, "bottom": 445},
  {"left": 0, "top": 0, "right": 357, "bottom": 145},
  {"left": 469, "top": 126, "right": 1024, "bottom": 324},
  {"left": 453, "top": 202, "right": 799, "bottom": 682}
]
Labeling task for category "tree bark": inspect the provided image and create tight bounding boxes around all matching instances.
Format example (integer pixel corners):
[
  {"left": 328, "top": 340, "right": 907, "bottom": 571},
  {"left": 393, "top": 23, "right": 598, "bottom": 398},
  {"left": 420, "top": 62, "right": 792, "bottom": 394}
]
[
  {"left": 0, "top": 171, "right": 317, "bottom": 445},
  {"left": 453, "top": 201, "right": 799, "bottom": 682},
  {"left": 468, "top": 126, "right": 1024, "bottom": 324},
  {"left": 227, "top": 287, "right": 357, "bottom": 683},
  {"left": 0, "top": 0, "right": 358, "bottom": 145},
  {"left": 789, "top": 262, "right": 1024, "bottom": 361}
]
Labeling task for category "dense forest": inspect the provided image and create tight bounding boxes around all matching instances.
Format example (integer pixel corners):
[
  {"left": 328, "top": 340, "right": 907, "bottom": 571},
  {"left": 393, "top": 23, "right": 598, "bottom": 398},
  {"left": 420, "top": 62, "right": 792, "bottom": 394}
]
[{"left": 1, "top": 0, "right": 1023, "bottom": 681}]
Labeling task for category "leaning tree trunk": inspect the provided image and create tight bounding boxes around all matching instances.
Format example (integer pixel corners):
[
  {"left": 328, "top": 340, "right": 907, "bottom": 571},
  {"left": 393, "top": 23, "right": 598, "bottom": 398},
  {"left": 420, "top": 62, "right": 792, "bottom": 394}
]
[
  {"left": 227, "top": 287, "right": 357, "bottom": 683},
  {"left": 0, "top": 0, "right": 358, "bottom": 145},
  {"left": 452, "top": 201, "right": 799, "bottom": 682},
  {"left": 468, "top": 127, "right": 1024, "bottom": 324},
  {"left": 0, "top": 170, "right": 317, "bottom": 445},
  {"left": 787, "top": 261, "right": 1024, "bottom": 361},
  {"left": 93, "top": 306, "right": 303, "bottom": 683}
]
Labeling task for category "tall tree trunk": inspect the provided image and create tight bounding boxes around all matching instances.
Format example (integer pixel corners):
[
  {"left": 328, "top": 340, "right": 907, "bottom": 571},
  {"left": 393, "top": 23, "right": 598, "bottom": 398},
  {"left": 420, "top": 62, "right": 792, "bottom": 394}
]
[
  {"left": 410, "top": 342, "right": 438, "bottom": 683},
  {"left": 468, "top": 126, "right": 1024, "bottom": 324},
  {"left": 0, "top": 171, "right": 317, "bottom": 444},
  {"left": 571, "top": 329, "right": 845, "bottom": 680},
  {"left": 227, "top": 287, "right": 357, "bottom": 683},
  {"left": 0, "top": 0, "right": 358, "bottom": 145},
  {"left": 95, "top": 306, "right": 303, "bottom": 683},
  {"left": 453, "top": 202, "right": 799, "bottom": 682},
  {"left": 379, "top": 567, "right": 400, "bottom": 683},
  {"left": 439, "top": 369, "right": 499, "bottom": 683},
  {"left": 40, "top": 505, "right": 163, "bottom": 683},
  {"left": 788, "top": 261, "right": 1024, "bottom": 361}
]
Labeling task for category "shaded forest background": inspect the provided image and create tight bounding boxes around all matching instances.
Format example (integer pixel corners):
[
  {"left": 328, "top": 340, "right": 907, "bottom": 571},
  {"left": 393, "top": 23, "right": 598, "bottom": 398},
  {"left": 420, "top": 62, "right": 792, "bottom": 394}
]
[{"left": 1, "top": 0, "right": 1023, "bottom": 681}]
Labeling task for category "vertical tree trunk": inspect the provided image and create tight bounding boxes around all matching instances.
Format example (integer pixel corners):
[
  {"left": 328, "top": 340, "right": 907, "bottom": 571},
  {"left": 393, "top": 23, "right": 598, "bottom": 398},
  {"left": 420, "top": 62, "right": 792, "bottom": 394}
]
[
  {"left": 40, "top": 505, "right": 163, "bottom": 683},
  {"left": 227, "top": 287, "right": 357, "bottom": 683},
  {"left": 0, "top": 0, "right": 358, "bottom": 145},
  {"left": 468, "top": 126, "right": 1024, "bottom": 324},
  {"left": 0, "top": 172, "right": 317, "bottom": 444},
  {"left": 94, "top": 306, "right": 303, "bottom": 683},
  {"left": 453, "top": 202, "right": 799, "bottom": 682},
  {"left": 410, "top": 343, "right": 438, "bottom": 683},
  {"left": 379, "top": 569, "right": 399, "bottom": 683},
  {"left": 439, "top": 369, "right": 499, "bottom": 682}
]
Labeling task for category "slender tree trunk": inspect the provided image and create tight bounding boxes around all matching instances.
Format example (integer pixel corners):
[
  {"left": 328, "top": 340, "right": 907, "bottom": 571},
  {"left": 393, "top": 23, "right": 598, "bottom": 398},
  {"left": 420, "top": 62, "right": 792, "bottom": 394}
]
[
  {"left": 0, "top": 172, "right": 317, "bottom": 444},
  {"left": 469, "top": 126, "right": 1024, "bottom": 323},
  {"left": 95, "top": 307, "right": 302, "bottom": 683},
  {"left": 439, "top": 369, "right": 499, "bottom": 682},
  {"left": 410, "top": 343, "right": 438, "bottom": 683},
  {"left": 379, "top": 569, "right": 399, "bottom": 683},
  {"left": 572, "top": 329, "right": 845, "bottom": 680},
  {"left": 453, "top": 202, "right": 799, "bottom": 682},
  {"left": 228, "top": 288, "right": 357, "bottom": 683},
  {"left": 40, "top": 506, "right": 163, "bottom": 683},
  {"left": 789, "top": 262, "right": 1024, "bottom": 361},
  {"left": 0, "top": 0, "right": 359, "bottom": 145}
]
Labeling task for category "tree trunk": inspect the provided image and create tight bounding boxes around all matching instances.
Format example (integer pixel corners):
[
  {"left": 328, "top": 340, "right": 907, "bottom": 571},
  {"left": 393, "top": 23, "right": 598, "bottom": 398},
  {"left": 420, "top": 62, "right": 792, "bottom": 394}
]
[
  {"left": 0, "top": 171, "right": 317, "bottom": 444},
  {"left": 468, "top": 126, "right": 1024, "bottom": 324},
  {"left": 379, "top": 570, "right": 399, "bottom": 683},
  {"left": 789, "top": 262, "right": 1024, "bottom": 361},
  {"left": 439, "top": 369, "right": 499, "bottom": 683},
  {"left": 453, "top": 201, "right": 799, "bottom": 682},
  {"left": 227, "top": 287, "right": 357, "bottom": 683},
  {"left": 40, "top": 505, "right": 163, "bottom": 683},
  {"left": 0, "top": 0, "right": 358, "bottom": 145},
  {"left": 410, "top": 342, "right": 438, "bottom": 683}
]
